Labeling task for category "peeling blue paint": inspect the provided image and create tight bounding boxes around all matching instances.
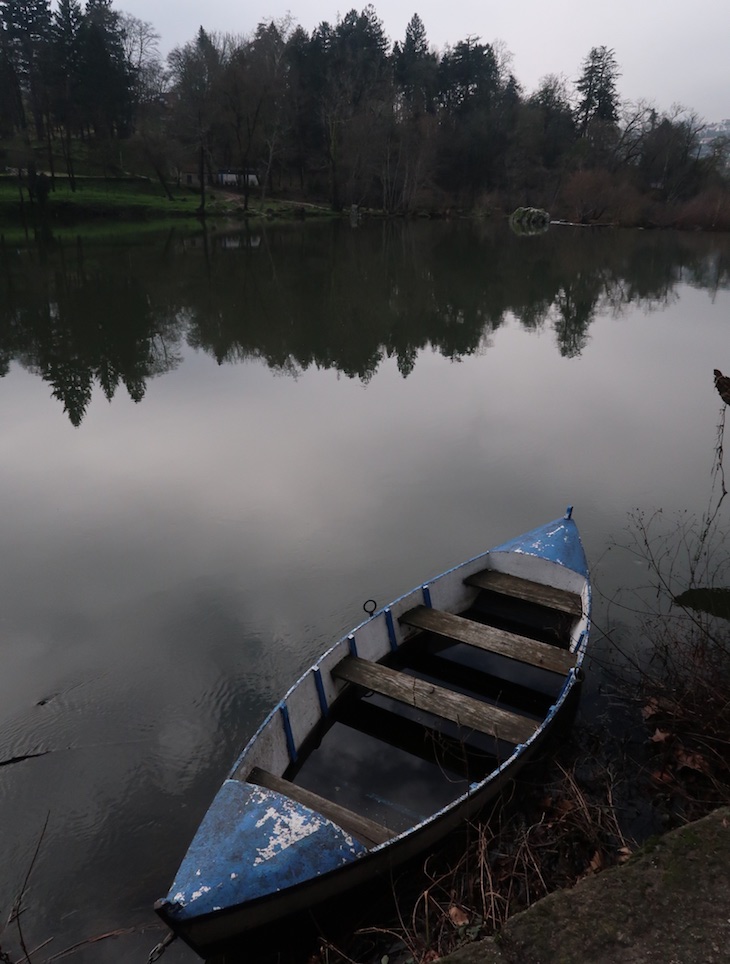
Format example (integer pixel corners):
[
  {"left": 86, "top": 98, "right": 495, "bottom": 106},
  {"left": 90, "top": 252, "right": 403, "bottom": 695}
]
[
  {"left": 164, "top": 780, "right": 366, "bottom": 921},
  {"left": 490, "top": 516, "right": 589, "bottom": 576}
]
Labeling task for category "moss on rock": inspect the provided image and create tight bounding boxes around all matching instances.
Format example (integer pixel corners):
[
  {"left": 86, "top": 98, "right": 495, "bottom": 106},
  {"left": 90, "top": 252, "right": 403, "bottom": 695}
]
[{"left": 439, "top": 807, "right": 730, "bottom": 964}]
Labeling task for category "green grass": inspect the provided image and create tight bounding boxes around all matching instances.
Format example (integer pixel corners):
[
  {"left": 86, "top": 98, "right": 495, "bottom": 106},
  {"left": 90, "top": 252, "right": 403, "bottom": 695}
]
[
  {"left": 0, "top": 174, "right": 199, "bottom": 215},
  {"left": 0, "top": 175, "right": 335, "bottom": 234}
]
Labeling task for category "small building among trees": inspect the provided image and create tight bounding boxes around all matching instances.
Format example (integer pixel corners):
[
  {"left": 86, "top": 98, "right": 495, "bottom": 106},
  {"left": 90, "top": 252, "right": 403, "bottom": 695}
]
[
  {"left": 181, "top": 169, "right": 259, "bottom": 189},
  {"left": 216, "top": 169, "right": 260, "bottom": 189}
]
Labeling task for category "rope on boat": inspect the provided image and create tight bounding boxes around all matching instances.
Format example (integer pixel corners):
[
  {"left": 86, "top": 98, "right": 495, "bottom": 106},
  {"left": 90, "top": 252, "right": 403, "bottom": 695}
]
[{"left": 147, "top": 930, "right": 177, "bottom": 962}]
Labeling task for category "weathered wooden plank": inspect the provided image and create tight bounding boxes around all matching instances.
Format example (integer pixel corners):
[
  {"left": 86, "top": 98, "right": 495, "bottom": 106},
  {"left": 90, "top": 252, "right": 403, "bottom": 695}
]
[
  {"left": 400, "top": 606, "right": 576, "bottom": 676},
  {"left": 247, "top": 766, "right": 392, "bottom": 848},
  {"left": 465, "top": 569, "right": 583, "bottom": 617},
  {"left": 332, "top": 656, "right": 538, "bottom": 746}
]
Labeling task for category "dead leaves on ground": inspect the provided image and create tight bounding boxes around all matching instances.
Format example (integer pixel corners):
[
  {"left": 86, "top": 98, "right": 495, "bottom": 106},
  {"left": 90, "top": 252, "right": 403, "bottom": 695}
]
[
  {"left": 447, "top": 905, "right": 469, "bottom": 928},
  {"left": 643, "top": 699, "right": 719, "bottom": 805}
]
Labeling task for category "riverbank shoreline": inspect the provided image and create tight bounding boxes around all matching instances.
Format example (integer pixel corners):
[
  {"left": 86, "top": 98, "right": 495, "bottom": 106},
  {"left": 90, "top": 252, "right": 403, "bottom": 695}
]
[
  {"left": 2, "top": 174, "right": 730, "bottom": 233},
  {"left": 439, "top": 805, "right": 730, "bottom": 964}
]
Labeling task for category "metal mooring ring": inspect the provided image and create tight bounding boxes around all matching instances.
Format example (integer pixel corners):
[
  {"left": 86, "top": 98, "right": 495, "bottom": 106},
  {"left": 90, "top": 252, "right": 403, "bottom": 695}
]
[{"left": 363, "top": 599, "right": 377, "bottom": 616}]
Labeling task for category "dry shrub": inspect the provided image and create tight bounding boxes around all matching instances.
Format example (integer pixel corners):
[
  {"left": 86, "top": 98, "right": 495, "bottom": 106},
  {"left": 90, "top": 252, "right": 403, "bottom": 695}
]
[
  {"left": 617, "top": 502, "right": 730, "bottom": 822},
  {"left": 673, "top": 188, "right": 730, "bottom": 231},
  {"left": 555, "top": 169, "right": 621, "bottom": 224},
  {"left": 646, "top": 199, "right": 681, "bottom": 228},
  {"left": 639, "top": 624, "right": 730, "bottom": 819},
  {"left": 607, "top": 179, "right": 651, "bottom": 228},
  {"left": 472, "top": 191, "right": 504, "bottom": 218},
  {"left": 555, "top": 169, "right": 649, "bottom": 225},
  {"left": 609, "top": 413, "right": 730, "bottom": 824},
  {"left": 410, "top": 182, "right": 454, "bottom": 217}
]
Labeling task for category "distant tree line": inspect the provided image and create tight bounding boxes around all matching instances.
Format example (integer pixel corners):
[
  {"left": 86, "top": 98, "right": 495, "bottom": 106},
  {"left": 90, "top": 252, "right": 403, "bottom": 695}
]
[{"left": 1, "top": 1, "right": 729, "bottom": 224}]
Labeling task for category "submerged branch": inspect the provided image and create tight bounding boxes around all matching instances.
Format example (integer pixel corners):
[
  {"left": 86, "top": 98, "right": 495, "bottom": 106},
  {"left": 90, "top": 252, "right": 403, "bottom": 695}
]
[
  {"left": 8, "top": 813, "right": 51, "bottom": 964},
  {"left": 0, "top": 752, "right": 52, "bottom": 770}
]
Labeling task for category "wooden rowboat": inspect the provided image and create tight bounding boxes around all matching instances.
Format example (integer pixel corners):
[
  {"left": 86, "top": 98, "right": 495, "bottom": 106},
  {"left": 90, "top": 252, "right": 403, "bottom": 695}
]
[{"left": 155, "top": 508, "right": 590, "bottom": 956}]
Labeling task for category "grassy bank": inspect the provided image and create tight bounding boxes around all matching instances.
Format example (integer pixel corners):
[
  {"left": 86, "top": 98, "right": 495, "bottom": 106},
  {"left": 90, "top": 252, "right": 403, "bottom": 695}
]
[
  {"left": 0, "top": 175, "right": 335, "bottom": 237},
  {"left": 0, "top": 174, "right": 195, "bottom": 222}
]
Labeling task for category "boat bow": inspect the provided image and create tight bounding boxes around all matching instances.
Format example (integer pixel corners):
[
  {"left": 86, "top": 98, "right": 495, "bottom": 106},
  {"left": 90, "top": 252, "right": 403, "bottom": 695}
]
[
  {"left": 158, "top": 779, "right": 366, "bottom": 922},
  {"left": 489, "top": 509, "right": 589, "bottom": 579}
]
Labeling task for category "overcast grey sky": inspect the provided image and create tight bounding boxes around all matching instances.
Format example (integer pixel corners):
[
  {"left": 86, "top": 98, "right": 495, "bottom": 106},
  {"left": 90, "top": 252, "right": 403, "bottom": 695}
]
[{"left": 117, "top": 0, "right": 729, "bottom": 121}]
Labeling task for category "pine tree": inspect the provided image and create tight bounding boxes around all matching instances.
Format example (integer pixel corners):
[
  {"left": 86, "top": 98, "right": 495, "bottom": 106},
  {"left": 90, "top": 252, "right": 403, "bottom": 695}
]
[
  {"left": 574, "top": 45, "right": 620, "bottom": 137},
  {"left": 394, "top": 13, "right": 437, "bottom": 116},
  {"left": 78, "top": 0, "right": 133, "bottom": 137},
  {"left": 0, "top": 0, "right": 52, "bottom": 137},
  {"left": 50, "top": 0, "right": 83, "bottom": 184},
  {"left": 0, "top": 10, "right": 26, "bottom": 134}
]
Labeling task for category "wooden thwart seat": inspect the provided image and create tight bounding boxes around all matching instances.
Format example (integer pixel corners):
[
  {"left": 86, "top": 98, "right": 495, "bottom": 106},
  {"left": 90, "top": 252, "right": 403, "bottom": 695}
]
[
  {"left": 465, "top": 569, "right": 582, "bottom": 617},
  {"left": 332, "top": 655, "right": 538, "bottom": 746},
  {"left": 247, "top": 766, "right": 392, "bottom": 848},
  {"left": 400, "top": 606, "right": 576, "bottom": 676}
]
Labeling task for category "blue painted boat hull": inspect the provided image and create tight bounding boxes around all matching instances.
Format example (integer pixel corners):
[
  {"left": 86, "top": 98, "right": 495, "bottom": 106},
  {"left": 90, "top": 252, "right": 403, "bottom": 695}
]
[{"left": 155, "top": 510, "right": 590, "bottom": 955}]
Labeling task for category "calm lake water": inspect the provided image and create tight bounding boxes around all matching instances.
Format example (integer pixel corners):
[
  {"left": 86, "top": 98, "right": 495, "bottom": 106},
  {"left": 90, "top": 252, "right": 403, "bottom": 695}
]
[{"left": 1, "top": 219, "right": 729, "bottom": 962}]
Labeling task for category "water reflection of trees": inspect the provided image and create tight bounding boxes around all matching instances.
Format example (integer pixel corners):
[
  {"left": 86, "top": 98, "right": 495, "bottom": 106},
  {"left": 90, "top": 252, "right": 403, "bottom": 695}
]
[
  {"left": 1, "top": 224, "right": 729, "bottom": 423},
  {"left": 1, "top": 239, "right": 185, "bottom": 425}
]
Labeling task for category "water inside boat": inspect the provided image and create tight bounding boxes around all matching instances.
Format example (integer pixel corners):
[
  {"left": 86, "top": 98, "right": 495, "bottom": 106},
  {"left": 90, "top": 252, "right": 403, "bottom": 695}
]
[{"left": 284, "top": 578, "right": 577, "bottom": 838}]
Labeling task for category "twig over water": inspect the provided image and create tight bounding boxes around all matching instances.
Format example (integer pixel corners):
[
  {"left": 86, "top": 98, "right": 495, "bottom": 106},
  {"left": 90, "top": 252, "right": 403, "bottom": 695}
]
[{"left": 8, "top": 812, "right": 51, "bottom": 964}]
